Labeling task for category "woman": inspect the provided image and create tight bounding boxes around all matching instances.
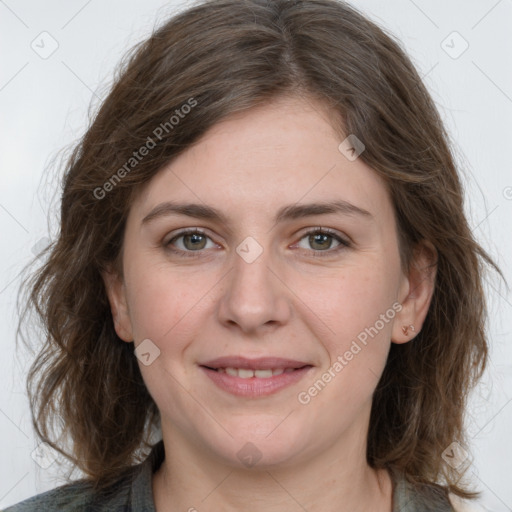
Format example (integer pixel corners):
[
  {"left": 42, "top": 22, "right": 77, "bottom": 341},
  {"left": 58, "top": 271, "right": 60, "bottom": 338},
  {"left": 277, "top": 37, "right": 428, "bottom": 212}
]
[{"left": 7, "top": 0, "right": 501, "bottom": 510}]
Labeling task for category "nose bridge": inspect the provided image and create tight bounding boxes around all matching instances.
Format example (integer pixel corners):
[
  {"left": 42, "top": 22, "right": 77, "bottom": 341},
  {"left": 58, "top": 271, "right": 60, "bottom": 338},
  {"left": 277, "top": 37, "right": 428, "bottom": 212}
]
[{"left": 217, "top": 235, "right": 290, "bottom": 333}]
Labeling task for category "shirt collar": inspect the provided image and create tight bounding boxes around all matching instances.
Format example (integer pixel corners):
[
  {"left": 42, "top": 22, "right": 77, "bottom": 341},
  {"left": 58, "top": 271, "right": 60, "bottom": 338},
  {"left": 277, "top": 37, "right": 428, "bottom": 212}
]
[{"left": 130, "top": 439, "right": 165, "bottom": 511}]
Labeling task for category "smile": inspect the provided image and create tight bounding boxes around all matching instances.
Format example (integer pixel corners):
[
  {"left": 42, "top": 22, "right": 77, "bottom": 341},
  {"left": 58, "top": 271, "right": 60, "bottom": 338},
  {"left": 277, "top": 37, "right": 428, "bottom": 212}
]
[
  {"left": 214, "top": 367, "right": 298, "bottom": 378},
  {"left": 200, "top": 365, "right": 313, "bottom": 397}
]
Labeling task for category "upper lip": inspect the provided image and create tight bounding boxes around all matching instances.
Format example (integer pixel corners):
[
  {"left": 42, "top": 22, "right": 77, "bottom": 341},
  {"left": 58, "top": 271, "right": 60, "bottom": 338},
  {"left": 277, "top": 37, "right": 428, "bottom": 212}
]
[{"left": 200, "top": 356, "right": 311, "bottom": 370}]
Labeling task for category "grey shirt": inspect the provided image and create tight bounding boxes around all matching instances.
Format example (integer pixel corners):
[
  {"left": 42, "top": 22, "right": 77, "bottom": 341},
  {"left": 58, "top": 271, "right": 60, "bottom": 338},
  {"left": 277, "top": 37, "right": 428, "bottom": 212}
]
[{"left": 3, "top": 440, "right": 454, "bottom": 511}]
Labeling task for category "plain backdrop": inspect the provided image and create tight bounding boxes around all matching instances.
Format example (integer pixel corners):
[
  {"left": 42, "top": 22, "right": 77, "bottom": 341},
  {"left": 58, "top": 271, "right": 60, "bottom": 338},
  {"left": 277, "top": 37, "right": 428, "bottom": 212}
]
[{"left": 1, "top": 0, "right": 511, "bottom": 510}]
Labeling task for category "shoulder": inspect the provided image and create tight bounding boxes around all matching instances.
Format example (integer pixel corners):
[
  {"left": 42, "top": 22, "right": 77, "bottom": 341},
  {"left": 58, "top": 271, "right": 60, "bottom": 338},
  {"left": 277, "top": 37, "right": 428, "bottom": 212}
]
[
  {"left": 3, "top": 439, "right": 164, "bottom": 512},
  {"left": 448, "top": 492, "right": 490, "bottom": 512},
  {"left": 2, "top": 475, "right": 132, "bottom": 512},
  {"left": 3, "top": 480, "right": 98, "bottom": 512},
  {"left": 392, "top": 470, "right": 456, "bottom": 511},
  {"left": 392, "top": 472, "right": 489, "bottom": 512}
]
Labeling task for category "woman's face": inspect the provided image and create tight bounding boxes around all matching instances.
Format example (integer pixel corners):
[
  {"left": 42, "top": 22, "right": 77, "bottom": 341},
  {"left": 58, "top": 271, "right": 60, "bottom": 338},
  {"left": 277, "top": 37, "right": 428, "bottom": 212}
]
[{"left": 104, "top": 95, "right": 432, "bottom": 469}]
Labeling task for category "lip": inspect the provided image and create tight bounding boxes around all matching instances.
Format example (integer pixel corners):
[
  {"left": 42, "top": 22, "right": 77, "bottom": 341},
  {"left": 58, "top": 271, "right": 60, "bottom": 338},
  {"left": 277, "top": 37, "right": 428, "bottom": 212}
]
[
  {"left": 200, "top": 356, "right": 310, "bottom": 370},
  {"left": 199, "top": 357, "right": 314, "bottom": 397}
]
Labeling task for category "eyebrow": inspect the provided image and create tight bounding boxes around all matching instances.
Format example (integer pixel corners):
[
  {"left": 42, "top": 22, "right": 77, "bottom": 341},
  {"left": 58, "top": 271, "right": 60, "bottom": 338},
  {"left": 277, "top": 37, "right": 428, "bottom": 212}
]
[{"left": 141, "top": 199, "right": 373, "bottom": 226}]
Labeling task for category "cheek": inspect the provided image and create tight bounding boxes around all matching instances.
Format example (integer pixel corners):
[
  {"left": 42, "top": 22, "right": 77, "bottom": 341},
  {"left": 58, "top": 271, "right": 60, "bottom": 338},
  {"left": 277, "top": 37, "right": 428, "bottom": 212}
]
[
  {"left": 298, "top": 268, "right": 397, "bottom": 414},
  {"left": 125, "top": 264, "right": 214, "bottom": 410},
  {"left": 305, "top": 264, "right": 397, "bottom": 346},
  {"left": 297, "top": 269, "right": 396, "bottom": 417},
  {"left": 125, "top": 259, "right": 210, "bottom": 343}
]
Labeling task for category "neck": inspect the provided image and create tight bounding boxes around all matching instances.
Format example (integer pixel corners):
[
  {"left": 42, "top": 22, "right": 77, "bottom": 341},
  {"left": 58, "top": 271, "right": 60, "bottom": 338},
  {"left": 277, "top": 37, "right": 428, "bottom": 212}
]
[{"left": 152, "top": 424, "right": 394, "bottom": 512}]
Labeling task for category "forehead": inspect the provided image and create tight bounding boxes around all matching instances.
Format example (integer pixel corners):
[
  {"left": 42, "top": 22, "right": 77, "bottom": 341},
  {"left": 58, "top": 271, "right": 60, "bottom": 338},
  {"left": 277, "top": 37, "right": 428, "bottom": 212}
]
[{"left": 130, "top": 95, "right": 393, "bottom": 227}]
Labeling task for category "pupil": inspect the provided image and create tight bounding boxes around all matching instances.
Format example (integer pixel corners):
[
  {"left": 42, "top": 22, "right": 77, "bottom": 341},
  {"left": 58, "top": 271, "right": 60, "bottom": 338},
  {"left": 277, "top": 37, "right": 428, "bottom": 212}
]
[
  {"left": 310, "top": 233, "right": 330, "bottom": 250},
  {"left": 186, "top": 233, "right": 205, "bottom": 250}
]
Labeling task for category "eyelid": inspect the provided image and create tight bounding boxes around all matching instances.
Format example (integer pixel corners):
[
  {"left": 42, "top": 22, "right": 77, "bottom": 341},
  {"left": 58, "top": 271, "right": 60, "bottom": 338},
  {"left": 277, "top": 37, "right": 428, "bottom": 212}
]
[
  {"left": 164, "top": 227, "right": 218, "bottom": 258},
  {"left": 295, "top": 226, "right": 352, "bottom": 245},
  {"left": 291, "top": 227, "right": 352, "bottom": 255},
  {"left": 164, "top": 226, "right": 352, "bottom": 257},
  {"left": 164, "top": 226, "right": 211, "bottom": 244}
]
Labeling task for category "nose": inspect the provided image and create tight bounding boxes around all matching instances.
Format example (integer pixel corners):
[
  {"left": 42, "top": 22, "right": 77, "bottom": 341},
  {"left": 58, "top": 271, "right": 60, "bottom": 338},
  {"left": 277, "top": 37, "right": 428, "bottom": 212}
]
[{"left": 216, "top": 242, "right": 291, "bottom": 335}]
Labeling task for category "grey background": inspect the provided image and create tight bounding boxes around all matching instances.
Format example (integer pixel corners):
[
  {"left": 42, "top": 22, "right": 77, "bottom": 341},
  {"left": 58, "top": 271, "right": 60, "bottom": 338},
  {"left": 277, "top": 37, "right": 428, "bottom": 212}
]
[{"left": 1, "top": 0, "right": 511, "bottom": 510}]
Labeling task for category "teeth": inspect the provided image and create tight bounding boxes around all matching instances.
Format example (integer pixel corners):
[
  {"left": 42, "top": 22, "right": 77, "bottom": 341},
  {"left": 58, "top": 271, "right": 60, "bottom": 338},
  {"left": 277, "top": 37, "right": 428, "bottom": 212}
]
[
  {"left": 254, "top": 369, "right": 273, "bottom": 378},
  {"left": 219, "top": 367, "right": 294, "bottom": 378},
  {"left": 238, "top": 368, "right": 254, "bottom": 379}
]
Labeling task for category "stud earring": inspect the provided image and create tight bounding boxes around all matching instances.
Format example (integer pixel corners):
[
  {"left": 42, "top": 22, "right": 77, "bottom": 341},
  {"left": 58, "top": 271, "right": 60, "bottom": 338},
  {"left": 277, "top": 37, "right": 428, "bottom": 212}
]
[{"left": 402, "top": 324, "right": 415, "bottom": 336}]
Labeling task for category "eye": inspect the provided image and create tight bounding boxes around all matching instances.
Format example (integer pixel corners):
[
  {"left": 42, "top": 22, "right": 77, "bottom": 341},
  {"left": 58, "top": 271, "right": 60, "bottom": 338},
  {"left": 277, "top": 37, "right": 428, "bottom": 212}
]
[
  {"left": 293, "top": 228, "right": 351, "bottom": 255},
  {"left": 165, "top": 228, "right": 217, "bottom": 257},
  {"left": 164, "top": 227, "right": 351, "bottom": 259}
]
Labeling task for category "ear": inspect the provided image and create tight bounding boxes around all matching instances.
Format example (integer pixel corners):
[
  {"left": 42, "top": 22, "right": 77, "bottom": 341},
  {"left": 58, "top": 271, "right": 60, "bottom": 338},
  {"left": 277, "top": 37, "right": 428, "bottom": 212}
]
[
  {"left": 101, "top": 266, "right": 134, "bottom": 343},
  {"left": 391, "top": 240, "right": 437, "bottom": 344}
]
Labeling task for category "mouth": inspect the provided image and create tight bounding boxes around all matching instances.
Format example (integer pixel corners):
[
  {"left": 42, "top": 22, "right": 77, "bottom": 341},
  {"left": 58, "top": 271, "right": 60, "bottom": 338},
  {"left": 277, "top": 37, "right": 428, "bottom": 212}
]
[
  {"left": 198, "top": 357, "right": 314, "bottom": 397},
  {"left": 201, "top": 365, "right": 312, "bottom": 378}
]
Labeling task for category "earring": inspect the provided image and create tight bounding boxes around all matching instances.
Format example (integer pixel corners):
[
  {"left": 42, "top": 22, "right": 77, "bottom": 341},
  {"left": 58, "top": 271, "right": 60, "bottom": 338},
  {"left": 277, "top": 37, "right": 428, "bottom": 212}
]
[{"left": 402, "top": 324, "right": 415, "bottom": 336}]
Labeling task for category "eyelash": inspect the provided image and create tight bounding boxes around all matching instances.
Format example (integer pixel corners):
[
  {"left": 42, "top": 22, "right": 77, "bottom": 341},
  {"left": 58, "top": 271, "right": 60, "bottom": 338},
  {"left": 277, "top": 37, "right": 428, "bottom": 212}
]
[{"left": 164, "top": 227, "right": 351, "bottom": 259}]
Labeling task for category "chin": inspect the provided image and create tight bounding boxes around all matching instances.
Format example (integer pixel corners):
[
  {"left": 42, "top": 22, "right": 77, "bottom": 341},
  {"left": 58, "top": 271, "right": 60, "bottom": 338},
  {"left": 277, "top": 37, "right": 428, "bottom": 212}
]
[{"left": 206, "top": 422, "right": 307, "bottom": 470}]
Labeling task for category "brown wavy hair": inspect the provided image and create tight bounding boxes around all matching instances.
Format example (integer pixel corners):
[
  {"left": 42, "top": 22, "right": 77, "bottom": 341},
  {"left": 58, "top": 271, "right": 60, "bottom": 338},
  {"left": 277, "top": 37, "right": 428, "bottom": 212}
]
[{"left": 17, "top": 0, "right": 503, "bottom": 501}]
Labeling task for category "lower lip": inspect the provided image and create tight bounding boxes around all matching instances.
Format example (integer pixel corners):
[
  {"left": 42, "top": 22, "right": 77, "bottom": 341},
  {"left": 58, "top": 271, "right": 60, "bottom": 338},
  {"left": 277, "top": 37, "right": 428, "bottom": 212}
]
[{"left": 200, "top": 366, "right": 313, "bottom": 397}]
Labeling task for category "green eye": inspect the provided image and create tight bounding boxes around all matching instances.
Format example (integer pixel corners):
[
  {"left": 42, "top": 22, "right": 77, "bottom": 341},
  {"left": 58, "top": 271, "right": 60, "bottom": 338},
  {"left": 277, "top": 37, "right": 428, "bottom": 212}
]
[
  {"left": 165, "top": 229, "right": 214, "bottom": 257},
  {"left": 294, "top": 228, "right": 351, "bottom": 255},
  {"left": 165, "top": 227, "right": 351, "bottom": 259}
]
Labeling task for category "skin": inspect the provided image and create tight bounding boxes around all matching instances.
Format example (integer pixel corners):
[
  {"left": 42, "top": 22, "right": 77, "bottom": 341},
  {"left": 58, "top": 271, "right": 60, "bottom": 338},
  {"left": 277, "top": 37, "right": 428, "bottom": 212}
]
[{"left": 103, "top": 94, "right": 437, "bottom": 512}]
